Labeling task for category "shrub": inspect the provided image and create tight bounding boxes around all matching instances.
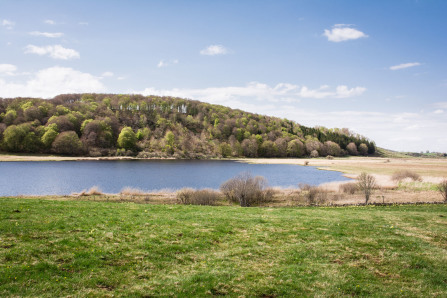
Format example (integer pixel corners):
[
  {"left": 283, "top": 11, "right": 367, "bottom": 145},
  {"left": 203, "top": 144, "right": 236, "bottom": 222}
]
[
  {"left": 339, "top": 182, "right": 358, "bottom": 194},
  {"left": 357, "top": 172, "right": 377, "bottom": 204},
  {"left": 437, "top": 180, "right": 447, "bottom": 202},
  {"left": 75, "top": 186, "right": 103, "bottom": 196},
  {"left": 120, "top": 187, "right": 147, "bottom": 196},
  {"left": 177, "top": 188, "right": 221, "bottom": 206},
  {"left": 298, "top": 184, "right": 328, "bottom": 205},
  {"left": 220, "top": 172, "right": 273, "bottom": 207},
  {"left": 391, "top": 170, "right": 422, "bottom": 182}
]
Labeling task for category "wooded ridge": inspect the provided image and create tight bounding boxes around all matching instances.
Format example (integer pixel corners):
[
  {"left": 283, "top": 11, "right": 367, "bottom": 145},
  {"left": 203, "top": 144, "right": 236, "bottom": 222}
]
[{"left": 0, "top": 94, "right": 375, "bottom": 158}]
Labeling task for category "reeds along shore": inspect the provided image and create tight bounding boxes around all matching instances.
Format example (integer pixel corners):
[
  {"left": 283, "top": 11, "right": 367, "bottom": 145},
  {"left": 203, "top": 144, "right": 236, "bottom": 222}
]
[{"left": 66, "top": 172, "right": 447, "bottom": 207}]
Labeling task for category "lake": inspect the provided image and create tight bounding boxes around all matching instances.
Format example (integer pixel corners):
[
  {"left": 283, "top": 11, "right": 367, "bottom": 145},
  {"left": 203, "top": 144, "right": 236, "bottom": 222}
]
[{"left": 0, "top": 160, "right": 350, "bottom": 196}]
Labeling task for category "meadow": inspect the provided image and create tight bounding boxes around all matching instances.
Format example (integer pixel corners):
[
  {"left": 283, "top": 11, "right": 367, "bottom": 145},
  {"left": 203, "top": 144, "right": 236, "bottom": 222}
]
[{"left": 1, "top": 197, "right": 447, "bottom": 296}]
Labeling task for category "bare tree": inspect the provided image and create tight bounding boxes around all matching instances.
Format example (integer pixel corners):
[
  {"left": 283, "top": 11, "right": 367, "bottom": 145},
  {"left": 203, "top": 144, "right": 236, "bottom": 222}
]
[
  {"left": 437, "top": 180, "right": 447, "bottom": 203},
  {"left": 357, "top": 172, "right": 377, "bottom": 204}
]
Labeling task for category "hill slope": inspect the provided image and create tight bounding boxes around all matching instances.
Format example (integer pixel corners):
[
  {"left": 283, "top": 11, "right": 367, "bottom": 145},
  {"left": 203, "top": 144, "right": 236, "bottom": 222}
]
[{"left": 0, "top": 94, "right": 375, "bottom": 158}]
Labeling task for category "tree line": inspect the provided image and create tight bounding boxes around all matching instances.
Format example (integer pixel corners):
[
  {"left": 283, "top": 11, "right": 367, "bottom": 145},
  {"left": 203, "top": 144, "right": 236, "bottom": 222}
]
[{"left": 0, "top": 93, "right": 376, "bottom": 158}]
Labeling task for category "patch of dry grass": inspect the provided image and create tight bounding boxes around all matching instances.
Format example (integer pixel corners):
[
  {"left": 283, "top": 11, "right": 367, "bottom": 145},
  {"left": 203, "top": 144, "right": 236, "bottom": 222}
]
[{"left": 239, "top": 157, "right": 447, "bottom": 177}]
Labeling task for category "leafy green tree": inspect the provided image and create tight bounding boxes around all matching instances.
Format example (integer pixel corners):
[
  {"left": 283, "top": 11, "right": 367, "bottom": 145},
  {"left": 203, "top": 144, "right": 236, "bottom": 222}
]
[
  {"left": 219, "top": 142, "right": 232, "bottom": 157},
  {"left": 287, "top": 139, "right": 304, "bottom": 157},
  {"left": 3, "top": 110, "right": 17, "bottom": 125},
  {"left": 359, "top": 143, "right": 368, "bottom": 156},
  {"left": 260, "top": 140, "right": 278, "bottom": 157},
  {"left": 41, "top": 128, "right": 59, "bottom": 148},
  {"left": 2, "top": 124, "right": 41, "bottom": 152},
  {"left": 117, "top": 127, "right": 137, "bottom": 150},
  {"left": 164, "top": 131, "right": 175, "bottom": 154},
  {"left": 52, "top": 131, "right": 84, "bottom": 155}
]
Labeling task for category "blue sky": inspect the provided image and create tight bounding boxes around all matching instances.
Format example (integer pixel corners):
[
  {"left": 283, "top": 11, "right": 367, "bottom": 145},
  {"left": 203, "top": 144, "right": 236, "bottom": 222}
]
[{"left": 1, "top": 0, "right": 446, "bottom": 152}]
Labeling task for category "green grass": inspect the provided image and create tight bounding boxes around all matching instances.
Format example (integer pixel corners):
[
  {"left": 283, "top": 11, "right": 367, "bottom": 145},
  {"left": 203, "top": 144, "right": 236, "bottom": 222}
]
[{"left": 1, "top": 198, "right": 447, "bottom": 297}]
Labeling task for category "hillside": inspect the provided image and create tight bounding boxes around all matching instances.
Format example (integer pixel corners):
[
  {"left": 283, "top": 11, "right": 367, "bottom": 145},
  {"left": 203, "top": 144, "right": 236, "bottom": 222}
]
[{"left": 0, "top": 94, "right": 375, "bottom": 158}]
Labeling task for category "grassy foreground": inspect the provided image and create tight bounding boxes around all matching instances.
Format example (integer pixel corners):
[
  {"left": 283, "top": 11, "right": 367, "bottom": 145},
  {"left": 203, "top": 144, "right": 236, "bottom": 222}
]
[{"left": 1, "top": 198, "right": 447, "bottom": 296}]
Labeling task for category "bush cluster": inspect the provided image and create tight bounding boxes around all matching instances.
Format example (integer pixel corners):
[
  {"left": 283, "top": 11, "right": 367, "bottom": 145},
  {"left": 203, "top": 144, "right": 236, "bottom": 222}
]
[
  {"left": 391, "top": 170, "right": 422, "bottom": 182},
  {"left": 220, "top": 173, "right": 274, "bottom": 207},
  {"left": 339, "top": 182, "right": 358, "bottom": 194},
  {"left": 298, "top": 184, "right": 328, "bottom": 205},
  {"left": 176, "top": 188, "right": 222, "bottom": 206}
]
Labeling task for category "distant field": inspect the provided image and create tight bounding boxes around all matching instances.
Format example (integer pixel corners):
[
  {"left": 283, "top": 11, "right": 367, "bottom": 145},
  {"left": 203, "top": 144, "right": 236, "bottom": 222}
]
[
  {"left": 242, "top": 157, "right": 447, "bottom": 177},
  {"left": 1, "top": 198, "right": 447, "bottom": 296}
]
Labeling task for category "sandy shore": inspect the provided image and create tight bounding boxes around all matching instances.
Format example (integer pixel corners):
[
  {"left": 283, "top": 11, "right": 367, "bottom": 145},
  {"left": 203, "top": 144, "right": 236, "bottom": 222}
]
[{"left": 236, "top": 157, "right": 447, "bottom": 190}]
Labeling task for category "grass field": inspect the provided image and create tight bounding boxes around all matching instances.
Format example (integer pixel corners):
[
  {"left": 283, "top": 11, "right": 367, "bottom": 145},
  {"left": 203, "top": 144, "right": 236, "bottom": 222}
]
[{"left": 1, "top": 198, "right": 447, "bottom": 296}]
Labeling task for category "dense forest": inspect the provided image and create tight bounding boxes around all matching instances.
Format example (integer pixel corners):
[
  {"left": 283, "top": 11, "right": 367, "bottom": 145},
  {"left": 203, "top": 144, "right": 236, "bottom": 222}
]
[{"left": 0, "top": 94, "right": 375, "bottom": 158}]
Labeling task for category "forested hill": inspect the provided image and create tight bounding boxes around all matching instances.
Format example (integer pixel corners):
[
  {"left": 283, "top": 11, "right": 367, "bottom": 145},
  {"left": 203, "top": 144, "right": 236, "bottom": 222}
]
[{"left": 0, "top": 94, "right": 375, "bottom": 158}]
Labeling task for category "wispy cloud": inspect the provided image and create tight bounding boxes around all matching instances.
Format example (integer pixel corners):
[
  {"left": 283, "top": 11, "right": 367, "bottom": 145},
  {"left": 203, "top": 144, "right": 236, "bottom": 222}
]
[
  {"left": 0, "top": 66, "right": 105, "bottom": 98},
  {"left": 44, "top": 19, "right": 55, "bottom": 25},
  {"left": 323, "top": 24, "right": 368, "bottom": 42},
  {"left": 2, "top": 19, "right": 15, "bottom": 30},
  {"left": 434, "top": 109, "right": 444, "bottom": 114},
  {"left": 389, "top": 62, "right": 421, "bottom": 70},
  {"left": 135, "top": 82, "right": 366, "bottom": 103},
  {"left": 79, "top": 22, "right": 89, "bottom": 26},
  {"left": 29, "top": 31, "right": 64, "bottom": 38},
  {"left": 101, "top": 71, "right": 114, "bottom": 77},
  {"left": 24, "top": 45, "right": 80, "bottom": 60},
  {"left": 157, "top": 59, "right": 179, "bottom": 68},
  {"left": 200, "top": 45, "right": 229, "bottom": 56},
  {"left": 0, "top": 64, "right": 17, "bottom": 76},
  {"left": 435, "top": 102, "right": 447, "bottom": 109}
]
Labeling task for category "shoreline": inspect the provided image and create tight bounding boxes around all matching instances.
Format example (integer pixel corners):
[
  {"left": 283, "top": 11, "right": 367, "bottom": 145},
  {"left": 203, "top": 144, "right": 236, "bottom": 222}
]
[{"left": 1, "top": 154, "right": 446, "bottom": 189}]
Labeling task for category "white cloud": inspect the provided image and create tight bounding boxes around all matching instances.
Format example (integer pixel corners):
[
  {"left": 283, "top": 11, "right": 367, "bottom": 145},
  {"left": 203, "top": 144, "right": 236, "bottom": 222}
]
[
  {"left": 29, "top": 31, "right": 64, "bottom": 38},
  {"left": 335, "top": 85, "right": 366, "bottom": 98},
  {"left": 2, "top": 19, "right": 15, "bottom": 30},
  {"left": 79, "top": 22, "right": 89, "bottom": 26},
  {"left": 157, "top": 59, "right": 179, "bottom": 68},
  {"left": 434, "top": 102, "right": 447, "bottom": 109},
  {"left": 25, "top": 45, "right": 80, "bottom": 60},
  {"left": 134, "top": 82, "right": 366, "bottom": 105},
  {"left": 0, "top": 64, "right": 17, "bottom": 76},
  {"left": 117, "top": 76, "right": 125, "bottom": 80},
  {"left": 389, "top": 62, "right": 421, "bottom": 70},
  {"left": 0, "top": 66, "right": 106, "bottom": 98},
  {"left": 101, "top": 71, "right": 114, "bottom": 77},
  {"left": 434, "top": 109, "right": 444, "bottom": 114},
  {"left": 200, "top": 45, "right": 229, "bottom": 56},
  {"left": 323, "top": 25, "right": 368, "bottom": 42},
  {"left": 44, "top": 19, "right": 55, "bottom": 25}
]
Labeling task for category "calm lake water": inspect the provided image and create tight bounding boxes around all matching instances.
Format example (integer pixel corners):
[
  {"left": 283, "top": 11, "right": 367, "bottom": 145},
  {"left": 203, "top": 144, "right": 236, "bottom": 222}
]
[{"left": 0, "top": 160, "right": 350, "bottom": 196}]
